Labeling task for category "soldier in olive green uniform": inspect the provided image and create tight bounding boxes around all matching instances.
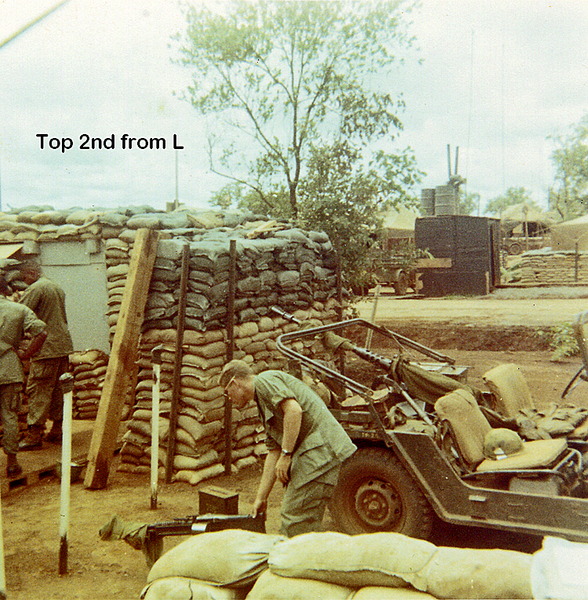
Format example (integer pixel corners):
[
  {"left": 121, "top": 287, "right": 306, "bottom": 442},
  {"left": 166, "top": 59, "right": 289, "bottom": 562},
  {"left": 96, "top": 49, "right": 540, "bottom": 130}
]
[
  {"left": 18, "top": 262, "right": 73, "bottom": 450},
  {"left": 0, "top": 276, "right": 46, "bottom": 476},
  {"left": 220, "top": 360, "right": 356, "bottom": 537}
]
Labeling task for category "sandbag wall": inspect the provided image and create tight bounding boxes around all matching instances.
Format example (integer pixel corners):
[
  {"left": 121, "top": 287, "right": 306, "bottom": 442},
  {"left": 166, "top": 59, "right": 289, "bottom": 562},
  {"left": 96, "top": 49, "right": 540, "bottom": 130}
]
[
  {"left": 69, "top": 349, "right": 108, "bottom": 419},
  {"left": 117, "top": 229, "right": 342, "bottom": 483},
  {"left": 508, "top": 250, "right": 588, "bottom": 285}
]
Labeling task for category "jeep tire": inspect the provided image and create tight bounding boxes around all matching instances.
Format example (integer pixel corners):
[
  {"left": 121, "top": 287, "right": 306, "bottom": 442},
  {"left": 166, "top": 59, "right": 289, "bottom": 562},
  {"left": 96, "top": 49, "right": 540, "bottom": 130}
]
[{"left": 330, "top": 446, "right": 433, "bottom": 539}]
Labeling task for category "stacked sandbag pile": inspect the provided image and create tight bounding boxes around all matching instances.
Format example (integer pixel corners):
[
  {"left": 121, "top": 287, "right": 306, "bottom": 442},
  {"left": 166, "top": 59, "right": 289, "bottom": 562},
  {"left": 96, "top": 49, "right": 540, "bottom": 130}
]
[
  {"left": 509, "top": 249, "right": 588, "bottom": 285},
  {"left": 258, "top": 531, "right": 533, "bottom": 600},
  {"left": 70, "top": 349, "right": 109, "bottom": 420},
  {"left": 0, "top": 258, "right": 30, "bottom": 294},
  {"left": 109, "top": 221, "right": 341, "bottom": 482},
  {"left": 140, "top": 530, "right": 534, "bottom": 600},
  {"left": 118, "top": 303, "right": 340, "bottom": 482}
]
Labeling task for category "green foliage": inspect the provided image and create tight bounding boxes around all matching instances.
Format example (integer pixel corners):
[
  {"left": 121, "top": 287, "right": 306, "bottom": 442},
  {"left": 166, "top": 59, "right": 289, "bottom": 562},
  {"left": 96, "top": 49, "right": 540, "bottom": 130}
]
[
  {"left": 484, "top": 187, "right": 539, "bottom": 216},
  {"left": 549, "top": 114, "right": 588, "bottom": 220},
  {"left": 539, "top": 323, "right": 580, "bottom": 361},
  {"left": 177, "top": 0, "right": 420, "bottom": 219},
  {"left": 180, "top": 0, "right": 424, "bottom": 288},
  {"left": 458, "top": 191, "right": 480, "bottom": 216},
  {"left": 297, "top": 140, "right": 421, "bottom": 291}
]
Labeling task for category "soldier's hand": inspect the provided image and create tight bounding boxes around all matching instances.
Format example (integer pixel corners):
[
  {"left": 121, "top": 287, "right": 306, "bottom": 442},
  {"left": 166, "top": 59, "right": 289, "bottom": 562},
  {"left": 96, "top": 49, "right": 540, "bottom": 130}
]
[
  {"left": 251, "top": 497, "right": 267, "bottom": 517},
  {"left": 275, "top": 454, "right": 292, "bottom": 485}
]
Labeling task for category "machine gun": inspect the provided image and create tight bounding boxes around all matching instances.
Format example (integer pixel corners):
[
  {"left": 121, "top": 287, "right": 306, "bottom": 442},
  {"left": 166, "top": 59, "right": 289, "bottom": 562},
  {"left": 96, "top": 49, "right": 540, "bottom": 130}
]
[
  {"left": 272, "top": 307, "right": 463, "bottom": 426},
  {"left": 146, "top": 512, "right": 265, "bottom": 541},
  {"left": 145, "top": 512, "right": 265, "bottom": 564},
  {"left": 101, "top": 512, "right": 266, "bottom": 567}
]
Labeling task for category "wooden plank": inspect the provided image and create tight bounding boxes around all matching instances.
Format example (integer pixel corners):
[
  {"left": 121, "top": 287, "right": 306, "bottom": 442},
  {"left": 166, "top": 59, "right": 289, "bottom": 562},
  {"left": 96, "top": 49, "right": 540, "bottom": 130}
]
[
  {"left": 415, "top": 257, "right": 453, "bottom": 269},
  {"left": 84, "top": 228, "right": 160, "bottom": 489}
]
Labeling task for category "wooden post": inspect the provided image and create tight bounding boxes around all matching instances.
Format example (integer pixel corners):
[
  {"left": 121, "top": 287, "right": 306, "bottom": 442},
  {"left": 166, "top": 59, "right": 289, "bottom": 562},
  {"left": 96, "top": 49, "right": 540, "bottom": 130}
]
[
  {"left": 224, "top": 240, "right": 237, "bottom": 475},
  {"left": 335, "top": 252, "right": 345, "bottom": 375},
  {"left": 165, "top": 244, "right": 189, "bottom": 483},
  {"left": 84, "top": 229, "right": 159, "bottom": 489},
  {"left": 150, "top": 345, "right": 163, "bottom": 509}
]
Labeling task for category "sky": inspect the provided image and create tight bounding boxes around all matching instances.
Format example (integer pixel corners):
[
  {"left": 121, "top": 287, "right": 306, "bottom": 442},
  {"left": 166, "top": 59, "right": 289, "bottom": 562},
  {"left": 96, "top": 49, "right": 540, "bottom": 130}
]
[{"left": 0, "top": 0, "right": 587, "bottom": 215}]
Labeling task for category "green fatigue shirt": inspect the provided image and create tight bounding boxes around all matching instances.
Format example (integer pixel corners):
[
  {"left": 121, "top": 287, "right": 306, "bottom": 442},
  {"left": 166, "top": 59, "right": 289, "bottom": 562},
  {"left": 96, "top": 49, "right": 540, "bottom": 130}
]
[
  {"left": 19, "top": 277, "right": 73, "bottom": 360},
  {"left": 254, "top": 370, "right": 356, "bottom": 489},
  {"left": 0, "top": 298, "right": 45, "bottom": 385}
]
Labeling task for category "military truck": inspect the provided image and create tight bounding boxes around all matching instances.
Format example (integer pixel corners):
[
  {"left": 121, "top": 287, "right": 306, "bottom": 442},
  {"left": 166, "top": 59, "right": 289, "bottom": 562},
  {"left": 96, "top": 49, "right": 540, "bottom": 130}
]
[{"left": 275, "top": 309, "right": 588, "bottom": 543}]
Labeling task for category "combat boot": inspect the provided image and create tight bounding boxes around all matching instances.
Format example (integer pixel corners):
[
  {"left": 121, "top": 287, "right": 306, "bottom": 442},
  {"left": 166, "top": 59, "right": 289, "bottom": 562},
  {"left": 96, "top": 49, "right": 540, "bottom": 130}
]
[
  {"left": 6, "top": 453, "right": 22, "bottom": 478},
  {"left": 45, "top": 421, "right": 62, "bottom": 444},
  {"left": 19, "top": 425, "right": 43, "bottom": 451}
]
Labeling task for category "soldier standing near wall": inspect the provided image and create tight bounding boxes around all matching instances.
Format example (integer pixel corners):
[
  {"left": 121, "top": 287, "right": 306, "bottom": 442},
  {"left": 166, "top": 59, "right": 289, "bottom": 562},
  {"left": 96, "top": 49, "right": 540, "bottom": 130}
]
[
  {"left": 0, "top": 275, "right": 47, "bottom": 475},
  {"left": 18, "top": 262, "right": 74, "bottom": 450}
]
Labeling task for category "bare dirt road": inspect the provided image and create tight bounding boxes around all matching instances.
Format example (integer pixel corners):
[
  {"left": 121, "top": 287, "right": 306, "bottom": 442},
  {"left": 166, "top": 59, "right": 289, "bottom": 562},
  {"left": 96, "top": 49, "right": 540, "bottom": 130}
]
[
  {"left": 4, "top": 287, "right": 588, "bottom": 599},
  {"left": 356, "top": 286, "right": 588, "bottom": 327}
]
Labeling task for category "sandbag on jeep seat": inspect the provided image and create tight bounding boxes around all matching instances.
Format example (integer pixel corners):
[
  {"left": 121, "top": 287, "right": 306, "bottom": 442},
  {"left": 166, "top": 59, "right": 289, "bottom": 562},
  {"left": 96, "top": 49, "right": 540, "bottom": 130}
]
[
  {"left": 483, "top": 363, "right": 534, "bottom": 418},
  {"left": 435, "top": 389, "right": 568, "bottom": 473}
]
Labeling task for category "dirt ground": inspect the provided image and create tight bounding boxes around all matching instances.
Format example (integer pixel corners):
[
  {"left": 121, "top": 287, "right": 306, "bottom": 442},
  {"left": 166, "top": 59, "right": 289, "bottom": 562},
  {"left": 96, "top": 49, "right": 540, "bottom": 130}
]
[{"left": 4, "top": 288, "right": 588, "bottom": 600}]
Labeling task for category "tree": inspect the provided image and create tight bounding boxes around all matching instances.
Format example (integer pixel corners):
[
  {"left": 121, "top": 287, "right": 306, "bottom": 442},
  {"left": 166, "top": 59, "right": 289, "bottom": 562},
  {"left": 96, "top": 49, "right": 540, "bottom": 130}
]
[
  {"left": 176, "top": 0, "right": 420, "bottom": 220},
  {"left": 484, "top": 187, "right": 539, "bottom": 216},
  {"left": 549, "top": 115, "right": 588, "bottom": 220},
  {"left": 297, "top": 140, "right": 421, "bottom": 290},
  {"left": 457, "top": 191, "right": 480, "bottom": 216}
]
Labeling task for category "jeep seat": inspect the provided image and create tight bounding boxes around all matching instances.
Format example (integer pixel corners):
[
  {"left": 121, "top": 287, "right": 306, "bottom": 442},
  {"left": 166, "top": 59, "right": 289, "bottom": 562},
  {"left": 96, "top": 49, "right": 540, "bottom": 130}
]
[
  {"left": 482, "top": 363, "right": 535, "bottom": 418},
  {"left": 435, "top": 389, "right": 568, "bottom": 473}
]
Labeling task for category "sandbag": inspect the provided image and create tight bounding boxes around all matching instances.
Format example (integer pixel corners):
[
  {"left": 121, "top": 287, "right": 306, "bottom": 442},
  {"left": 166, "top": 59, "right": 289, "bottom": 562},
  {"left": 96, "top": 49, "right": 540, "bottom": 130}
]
[
  {"left": 268, "top": 532, "right": 437, "bottom": 589},
  {"left": 246, "top": 569, "right": 353, "bottom": 600},
  {"left": 147, "top": 530, "right": 284, "bottom": 586},
  {"left": 418, "top": 546, "right": 533, "bottom": 599},
  {"left": 172, "top": 463, "right": 225, "bottom": 486},
  {"left": 351, "top": 588, "right": 435, "bottom": 599},
  {"left": 141, "top": 577, "right": 247, "bottom": 600}
]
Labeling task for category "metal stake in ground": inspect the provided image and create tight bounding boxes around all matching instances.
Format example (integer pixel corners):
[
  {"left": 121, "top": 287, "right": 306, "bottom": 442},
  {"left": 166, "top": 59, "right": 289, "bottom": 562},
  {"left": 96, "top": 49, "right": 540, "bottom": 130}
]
[
  {"left": 58, "top": 372, "right": 74, "bottom": 575},
  {"left": 150, "top": 345, "right": 164, "bottom": 510}
]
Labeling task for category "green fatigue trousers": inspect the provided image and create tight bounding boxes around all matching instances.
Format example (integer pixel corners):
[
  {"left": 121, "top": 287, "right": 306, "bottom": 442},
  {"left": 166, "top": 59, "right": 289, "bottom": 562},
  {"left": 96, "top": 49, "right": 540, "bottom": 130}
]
[
  {"left": 0, "top": 383, "right": 23, "bottom": 455},
  {"left": 280, "top": 464, "right": 341, "bottom": 538},
  {"left": 25, "top": 356, "right": 69, "bottom": 428}
]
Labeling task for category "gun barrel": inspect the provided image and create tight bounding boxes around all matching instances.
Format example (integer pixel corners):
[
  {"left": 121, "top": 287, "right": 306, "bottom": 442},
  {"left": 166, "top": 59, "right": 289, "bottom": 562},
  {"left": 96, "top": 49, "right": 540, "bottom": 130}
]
[
  {"left": 271, "top": 306, "right": 301, "bottom": 324},
  {"left": 349, "top": 345, "right": 394, "bottom": 371}
]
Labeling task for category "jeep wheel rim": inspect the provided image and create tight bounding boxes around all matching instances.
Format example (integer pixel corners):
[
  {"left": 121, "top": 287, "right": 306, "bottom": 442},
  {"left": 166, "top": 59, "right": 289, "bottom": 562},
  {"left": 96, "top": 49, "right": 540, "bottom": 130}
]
[{"left": 354, "top": 479, "right": 402, "bottom": 528}]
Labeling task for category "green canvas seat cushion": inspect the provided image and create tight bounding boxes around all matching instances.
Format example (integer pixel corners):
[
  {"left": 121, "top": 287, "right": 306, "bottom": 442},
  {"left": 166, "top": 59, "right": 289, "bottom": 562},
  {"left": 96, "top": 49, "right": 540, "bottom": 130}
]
[
  {"left": 483, "top": 364, "right": 534, "bottom": 418},
  {"left": 476, "top": 438, "right": 568, "bottom": 472},
  {"left": 435, "top": 389, "right": 491, "bottom": 466}
]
